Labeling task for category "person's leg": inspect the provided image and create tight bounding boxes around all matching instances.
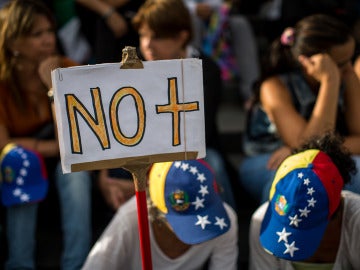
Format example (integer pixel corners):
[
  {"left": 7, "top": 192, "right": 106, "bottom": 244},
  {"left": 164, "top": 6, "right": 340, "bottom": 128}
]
[
  {"left": 5, "top": 203, "right": 38, "bottom": 270},
  {"left": 228, "top": 15, "right": 260, "bottom": 101},
  {"left": 238, "top": 153, "right": 276, "bottom": 203},
  {"left": 205, "top": 148, "right": 237, "bottom": 211},
  {"left": 344, "top": 155, "right": 360, "bottom": 194},
  {"left": 55, "top": 163, "right": 92, "bottom": 270}
]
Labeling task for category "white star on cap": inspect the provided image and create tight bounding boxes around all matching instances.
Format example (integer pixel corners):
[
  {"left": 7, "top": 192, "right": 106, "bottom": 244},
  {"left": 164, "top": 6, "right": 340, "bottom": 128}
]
[
  {"left": 20, "top": 168, "right": 27, "bottom": 176},
  {"left": 307, "top": 187, "right": 315, "bottom": 196},
  {"left": 16, "top": 177, "right": 24, "bottom": 185},
  {"left": 214, "top": 217, "right": 228, "bottom": 230},
  {"left": 298, "top": 172, "right": 304, "bottom": 179},
  {"left": 20, "top": 193, "right": 30, "bottom": 202},
  {"left": 303, "top": 178, "right": 310, "bottom": 185},
  {"left": 23, "top": 160, "right": 30, "bottom": 167},
  {"left": 276, "top": 227, "right": 291, "bottom": 243},
  {"left": 197, "top": 173, "right": 206, "bottom": 183},
  {"left": 13, "top": 188, "right": 22, "bottom": 196},
  {"left": 189, "top": 166, "right": 198, "bottom": 175},
  {"left": 192, "top": 196, "right": 205, "bottom": 210},
  {"left": 181, "top": 163, "right": 189, "bottom": 171},
  {"left": 308, "top": 198, "right": 317, "bottom": 207},
  {"left": 174, "top": 161, "right": 181, "bottom": 168},
  {"left": 199, "top": 185, "right": 209, "bottom": 197},
  {"left": 195, "top": 215, "right": 211, "bottom": 229},
  {"left": 299, "top": 207, "right": 311, "bottom": 217},
  {"left": 283, "top": 241, "right": 299, "bottom": 257},
  {"left": 289, "top": 214, "right": 302, "bottom": 227}
]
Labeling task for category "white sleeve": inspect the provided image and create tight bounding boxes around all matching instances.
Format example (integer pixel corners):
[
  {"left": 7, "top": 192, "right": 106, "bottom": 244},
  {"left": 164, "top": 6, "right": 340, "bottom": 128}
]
[
  {"left": 249, "top": 202, "right": 283, "bottom": 270},
  {"left": 208, "top": 203, "right": 238, "bottom": 270},
  {"left": 81, "top": 197, "right": 140, "bottom": 270}
]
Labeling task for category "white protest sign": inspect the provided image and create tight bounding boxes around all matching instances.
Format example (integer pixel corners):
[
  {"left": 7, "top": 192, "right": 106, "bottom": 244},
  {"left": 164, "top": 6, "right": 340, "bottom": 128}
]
[{"left": 51, "top": 59, "right": 206, "bottom": 173}]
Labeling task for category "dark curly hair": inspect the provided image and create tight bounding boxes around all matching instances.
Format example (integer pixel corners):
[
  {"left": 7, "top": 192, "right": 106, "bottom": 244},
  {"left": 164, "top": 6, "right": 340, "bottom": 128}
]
[{"left": 293, "top": 132, "right": 357, "bottom": 185}]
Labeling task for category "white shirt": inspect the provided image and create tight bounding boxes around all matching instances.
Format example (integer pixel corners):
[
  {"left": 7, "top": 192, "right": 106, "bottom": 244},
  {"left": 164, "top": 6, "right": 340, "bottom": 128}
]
[
  {"left": 249, "top": 191, "right": 360, "bottom": 270},
  {"left": 82, "top": 196, "right": 238, "bottom": 270}
]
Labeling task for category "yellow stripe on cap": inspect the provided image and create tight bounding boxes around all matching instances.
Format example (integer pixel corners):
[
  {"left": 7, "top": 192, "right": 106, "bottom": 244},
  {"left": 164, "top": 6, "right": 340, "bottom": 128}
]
[
  {"left": 0, "top": 143, "right": 17, "bottom": 163},
  {"left": 0, "top": 143, "right": 17, "bottom": 182},
  {"left": 269, "top": 149, "right": 320, "bottom": 200},
  {"left": 149, "top": 161, "right": 173, "bottom": 214}
]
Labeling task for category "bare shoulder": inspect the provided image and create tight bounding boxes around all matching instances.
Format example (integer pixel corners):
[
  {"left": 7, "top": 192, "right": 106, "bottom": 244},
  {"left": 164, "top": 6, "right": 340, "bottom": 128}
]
[{"left": 260, "top": 76, "right": 293, "bottom": 109}]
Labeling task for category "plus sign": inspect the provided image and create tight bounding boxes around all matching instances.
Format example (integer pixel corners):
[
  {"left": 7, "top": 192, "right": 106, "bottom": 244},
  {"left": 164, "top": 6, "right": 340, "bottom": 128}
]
[{"left": 156, "top": 77, "right": 199, "bottom": 146}]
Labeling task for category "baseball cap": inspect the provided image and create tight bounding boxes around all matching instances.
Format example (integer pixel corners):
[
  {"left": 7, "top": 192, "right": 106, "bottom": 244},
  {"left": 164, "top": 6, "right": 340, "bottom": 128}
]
[
  {"left": 260, "top": 149, "right": 344, "bottom": 261},
  {"left": 149, "top": 159, "right": 230, "bottom": 245},
  {"left": 0, "top": 143, "right": 48, "bottom": 206}
]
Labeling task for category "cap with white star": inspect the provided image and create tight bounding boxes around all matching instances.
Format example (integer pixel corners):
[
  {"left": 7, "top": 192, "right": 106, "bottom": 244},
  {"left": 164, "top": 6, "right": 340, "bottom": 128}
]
[
  {"left": 260, "top": 149, "right": 343, "bottom": 261},
  {"left": 0, "top": 144, "right": 48, "bottom": 207},
  {"left": 149, "top": 159, "right": 231, "bottom": 245}
]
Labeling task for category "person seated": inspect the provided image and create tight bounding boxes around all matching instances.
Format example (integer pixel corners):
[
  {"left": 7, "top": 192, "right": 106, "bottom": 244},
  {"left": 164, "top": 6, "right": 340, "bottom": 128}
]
[
  {"left": 96, "top": 0, "right": 237, "bottom": 212},
  {"left": 240, "top": 13, "right": 360, "bottom": 203},
  {"left": 0, "top": 1, "right": 92, "bottom": 269},
  {"left": 249, "top": 132, "right": 360, "bottom": 269},
  {"left": 82, "top": 159, "right": 238, "bottom": 269}
]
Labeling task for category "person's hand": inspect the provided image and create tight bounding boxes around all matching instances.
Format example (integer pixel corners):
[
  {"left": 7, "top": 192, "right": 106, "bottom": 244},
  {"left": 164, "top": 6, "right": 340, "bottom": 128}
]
[
  {"left": 196, "top": 3, "right": 213, "bottom": 20},
  {"left": 298, "top": 53, "right": 340, "bottom": 84},
  {"left": 98, "top": 170, "right": 135, "bottom": 210},
  {"left": 106, "top": 11, "right": 128, "bottom": 38},
  {"left": 38, "top": 55, "right": 62, "bottom": 89},
  {"left": 267, "top": 146, "right": 292, "bottom": 170}
]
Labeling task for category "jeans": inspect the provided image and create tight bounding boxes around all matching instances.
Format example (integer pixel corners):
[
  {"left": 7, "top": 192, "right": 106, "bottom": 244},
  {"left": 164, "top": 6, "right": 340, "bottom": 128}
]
[
  {"left": 205, "top": 148, "right": 237, "bottom": 211},
  {"left": 5, "top": 161, "right": 91, "bottom": 270},
  {"left": 238, "top": 153, "right": 277, "bottom": 204},
  {"left": 239, "top": 153, "right": 360, "bottom": 204}
]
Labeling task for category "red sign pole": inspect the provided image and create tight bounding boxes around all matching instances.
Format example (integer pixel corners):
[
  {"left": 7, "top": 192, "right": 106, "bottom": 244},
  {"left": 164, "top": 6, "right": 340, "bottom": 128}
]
[{"left": 125, "top": 164, "right": 153, "bottom": 270}]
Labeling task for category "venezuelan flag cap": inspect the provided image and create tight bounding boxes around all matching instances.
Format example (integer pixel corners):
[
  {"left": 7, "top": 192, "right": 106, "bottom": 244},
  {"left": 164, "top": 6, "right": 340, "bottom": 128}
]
[
  {"left": 0, "top": 144, "right": 48, "bottom": 207},
  {"left": 149, "top": 159, "right": 230, "bottom": 244},
  {"left": 260, "top": 149, "right": 344, "bottom": 261}
]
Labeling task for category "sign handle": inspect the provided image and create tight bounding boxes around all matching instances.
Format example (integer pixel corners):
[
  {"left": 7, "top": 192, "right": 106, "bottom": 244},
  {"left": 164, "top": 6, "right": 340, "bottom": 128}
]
[
  {"left": 121, "top": 46, "right": 151, "bottom": 269},
  {"left": 124, "top": 164, "right": 153, "bottom": 270}
]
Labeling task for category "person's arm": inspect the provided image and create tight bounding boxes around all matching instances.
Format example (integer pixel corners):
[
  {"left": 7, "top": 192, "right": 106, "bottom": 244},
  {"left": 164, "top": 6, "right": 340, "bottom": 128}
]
[
  {"left": 354, "top": 55, "right": 360, "bottom": 79},
  {"left": 76, "top": 0, "right": 128, "bottom": 37},
  {"left": 0, "top": 125, "right": 59, "bottom": 157},
  {"left": 98, "top": 169, "right": 135, "bottom": 210},
  {"left": 261, "top": 54, "right": 341, "bottom": 149}
]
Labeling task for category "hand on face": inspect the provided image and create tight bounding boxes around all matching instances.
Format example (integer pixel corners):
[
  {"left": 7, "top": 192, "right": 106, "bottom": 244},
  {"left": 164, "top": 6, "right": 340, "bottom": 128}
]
[{"left": 298, "top": 53, "right": 341, "bottom": 84}]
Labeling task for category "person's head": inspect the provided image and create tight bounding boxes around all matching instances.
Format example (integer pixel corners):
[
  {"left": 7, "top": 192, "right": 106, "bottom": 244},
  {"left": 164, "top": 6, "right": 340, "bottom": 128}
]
[
  {"left": 148, "top": 159, "right": 230, "bottom": 244},
  {"left": 265, "top": 14, "right": 355, "bottom": 77},
  {"left": 259, "top": 132, "right": 356, "bottom": 261},
  {"left": 132, "top": 0, "right": 193, "bottom": 61},
  {"left": 0, "top": 0, "right": 56, "bottom": 82}
]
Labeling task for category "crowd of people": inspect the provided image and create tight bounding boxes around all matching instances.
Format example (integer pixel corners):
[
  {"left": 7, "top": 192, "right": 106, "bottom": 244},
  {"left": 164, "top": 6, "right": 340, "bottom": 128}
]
[{"left": 0, "top": 0, "right": 360, "bottom": 269}]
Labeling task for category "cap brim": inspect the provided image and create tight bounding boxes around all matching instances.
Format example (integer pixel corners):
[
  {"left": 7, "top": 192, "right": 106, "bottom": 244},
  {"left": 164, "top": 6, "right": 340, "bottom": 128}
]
[
  {"left": 1, "top": 180, "right": 48, "bottom": 207},
  {"left": 260, "top": 202, "right": 328, "bottom": 261},
  {"left": 166, "top": 199, "right": 230, "bottom": 245}
]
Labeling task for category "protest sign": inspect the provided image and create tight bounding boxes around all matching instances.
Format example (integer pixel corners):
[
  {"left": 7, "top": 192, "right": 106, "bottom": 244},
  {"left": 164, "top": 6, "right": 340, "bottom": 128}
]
[{"left": 51, "top": 58, "right": 206, "bottom": 173}]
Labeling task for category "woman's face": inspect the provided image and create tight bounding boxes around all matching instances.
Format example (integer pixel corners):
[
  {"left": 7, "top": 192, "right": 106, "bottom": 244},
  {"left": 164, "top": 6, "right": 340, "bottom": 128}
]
[
  {"left": 139, "top": 23, "right": 186, "bottom": 61},
  {"left": 328, "top": 37, "right": 355, "bottom": 71},
  {"left": 11, "top": 14, "right": 56, "bottom": 64}
]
